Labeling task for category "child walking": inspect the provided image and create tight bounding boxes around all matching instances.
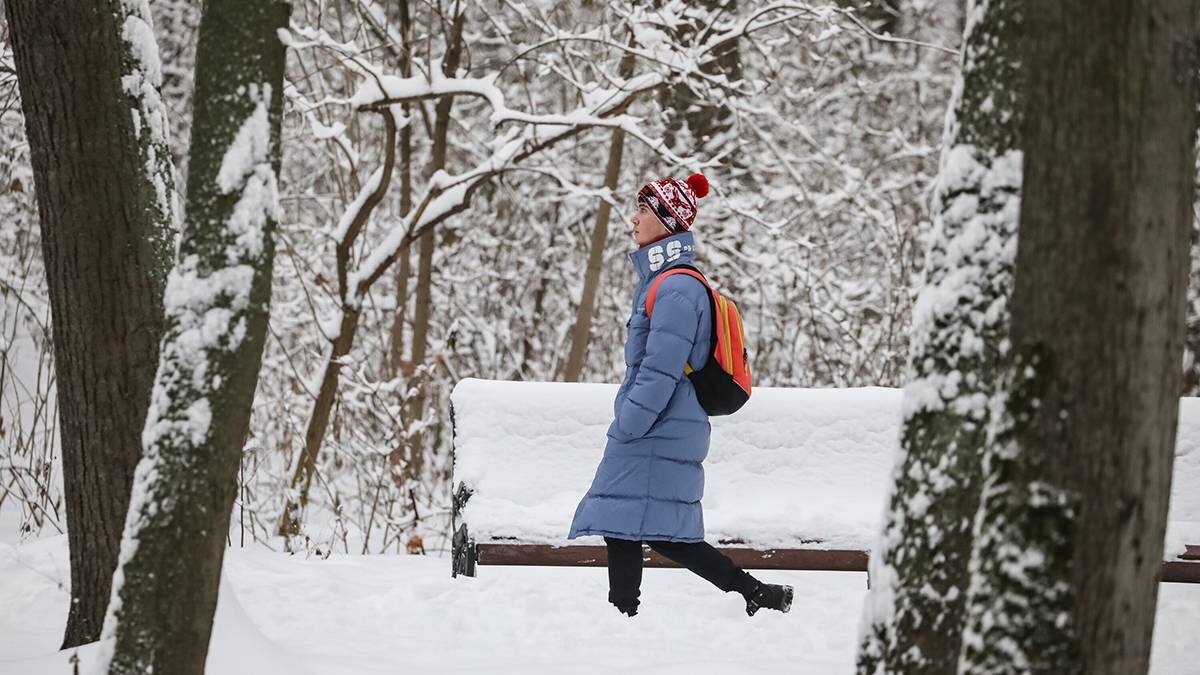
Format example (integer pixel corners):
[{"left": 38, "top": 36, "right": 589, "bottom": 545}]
[{"left": 567, "top": 173, "right": 793, "bottom": 618}]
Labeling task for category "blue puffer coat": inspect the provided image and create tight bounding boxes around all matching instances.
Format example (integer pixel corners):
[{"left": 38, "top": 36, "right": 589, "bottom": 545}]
[{"left": 568, "top": 230, "right": 713, "bottom": 542}]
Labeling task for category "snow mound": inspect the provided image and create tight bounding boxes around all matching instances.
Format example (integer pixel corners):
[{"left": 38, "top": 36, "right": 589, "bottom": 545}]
[
  {"left": 451, "top": 379, "right": 1200, "bottom": 555},
  {"left": 0, "top": 537, "right": 306, "bottom": 675},
  {"left": 452, "top": 379, "right": 903, "bottom": 550}
]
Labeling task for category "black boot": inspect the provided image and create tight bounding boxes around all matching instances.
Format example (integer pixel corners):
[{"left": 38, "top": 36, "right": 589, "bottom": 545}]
[
  {"left": 738, "top": 575, "right": 794, "bottom": 617},
  {"left": 616, "top": 604, "right": 638, "bottom": 618}
]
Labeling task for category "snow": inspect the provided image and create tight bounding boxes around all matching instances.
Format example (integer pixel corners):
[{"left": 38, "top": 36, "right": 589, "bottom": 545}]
[
  {"left": 1, "top": 539, "right": 304, "bottom": 675},
  {"left": 1, "top": 535, "right": 1197, "bottom": 674},
  {"left": 116, "top": 0, "right": 176, "bottom": 229},
  {"left": 451, "top": 378, "right": 1200, "bottom": 557},
  {"left": 1167, "top": 398, "right": 1200, "bottom": 557},
  {"left": 218, "top": 84, "right": 280, "bottom": 260},
  {"left": 332, "top": 166, "right": 384, "bottom": 244},
  {"left": 453, "top": 380, "right": 904, "bottom": 550}
]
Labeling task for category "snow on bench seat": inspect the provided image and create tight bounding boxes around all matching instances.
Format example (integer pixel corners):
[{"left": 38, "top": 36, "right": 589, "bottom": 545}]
[{"left": 449, "top": 378, "right": 1200, "bottom": 579}]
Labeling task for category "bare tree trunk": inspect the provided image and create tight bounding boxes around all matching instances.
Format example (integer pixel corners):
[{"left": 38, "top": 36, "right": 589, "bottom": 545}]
[
  {"left": 388, "top": 239, "right": 412, "bottom": 375},
  {"left": 97, "top": 0, "right": 290, "bottom": 672},
  {"left": 5, "top": 0, "right": 176, "bottom": 648},
  {"left": 563, "top": 49, "right": 636, "bottom": 383},
  {"left": 404, "top": 4, "right": 465, "bottom": 486},
  {"left": 563, "top": 131, "right": 624, "bottom": 381},
  {"left": 959, "top": 1, "right": 1198, "bottom": 672},
  {"left": 280, "top": 112, "right": 396, "bottom": 538},
  {"left": 857, "top": 0, "right": 1024, "bottom": 671},
  {"left": 386, "top": 0, "right": 414, "bottom": 379},
  {"left": 520, "top": 212, "right": 556, "bottom": 380},
  {"left": 411, "top": 230, "right": 435, "bottom": 365}
]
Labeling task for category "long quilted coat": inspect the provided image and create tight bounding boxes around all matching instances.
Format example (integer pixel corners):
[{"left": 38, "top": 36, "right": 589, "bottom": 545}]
[{"left": 568, "top": 230, "right": 713, "bottom": 542}]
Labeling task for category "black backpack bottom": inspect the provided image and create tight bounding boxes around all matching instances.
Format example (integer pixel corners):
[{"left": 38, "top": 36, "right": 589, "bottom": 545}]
[{"left": 688, "top": 357, "right": 750, "bottom": 416}]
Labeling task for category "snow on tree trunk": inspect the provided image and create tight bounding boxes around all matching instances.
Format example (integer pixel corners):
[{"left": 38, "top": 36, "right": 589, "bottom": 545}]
[
  {"left": 116, "top": 0, "right": 180, "bottom": 272},
  {"left": 96, "top": 0, "right": 289, "bottom": 672},
  {"left": 857, "top": 0, "right": 1024, "bottom": 671},
  {"left": 5, "top": 0, "right": 178, "bottom": 648},
  {"left": 958, "top": 1, "right": 1198, "bottom": 673}
]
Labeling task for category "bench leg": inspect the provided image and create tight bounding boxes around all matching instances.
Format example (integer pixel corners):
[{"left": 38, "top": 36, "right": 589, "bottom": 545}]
[{"left": 452, "top": 523, "right": 477, "bottom": 578}]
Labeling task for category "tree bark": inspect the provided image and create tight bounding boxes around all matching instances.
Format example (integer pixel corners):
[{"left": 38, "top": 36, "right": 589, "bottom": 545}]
[
  {"left": 959, "top": 1, "right": 1198, "bottom": 672},
  {"left": 562, "top": 46, "right": 636, "bottom": 383},
  {"left": 404, "top": 4, "right": 464, "bottom": 486},
  {"left": 5, "top": 0, "right": 176, "bottom": 648},
  {"left": 98, "top": 0, "right": 289, "bottom": 672},
  {"left": 386, "top": 0, "right": 414, "bottom": 380},
  {"left": 857, "top": 1, "right": 1025, "bottom": 672},
  {"left": 563, "top": 128, "right": 626, "bottom": 382}
]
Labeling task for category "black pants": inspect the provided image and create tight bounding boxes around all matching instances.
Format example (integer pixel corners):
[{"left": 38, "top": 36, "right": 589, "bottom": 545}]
[{"left": 604, "top": 536, "right": 754, "bottom": 609}]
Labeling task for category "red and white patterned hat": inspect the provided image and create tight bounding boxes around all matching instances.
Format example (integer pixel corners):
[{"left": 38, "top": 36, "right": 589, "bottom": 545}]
[{"left": 637, "top": 173, "right": 710, "bottom": 233}]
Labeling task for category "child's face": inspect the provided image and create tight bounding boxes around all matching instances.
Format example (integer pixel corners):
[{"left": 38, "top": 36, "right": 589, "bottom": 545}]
[{"left": 630, "top": 201, "right": 668, "bottom": 248}]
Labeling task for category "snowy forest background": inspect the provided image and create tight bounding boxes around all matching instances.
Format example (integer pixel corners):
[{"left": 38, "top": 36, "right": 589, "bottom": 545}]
[
  {"left": 1, "top": 0, "right": 971, "bottom": 554},
  {"left": 2, "top": 0, "right": 1200, "bottom": 672}
]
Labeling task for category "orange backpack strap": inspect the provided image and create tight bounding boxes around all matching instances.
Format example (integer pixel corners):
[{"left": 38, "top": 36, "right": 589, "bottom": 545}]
[{"left": 646, "top": 267, "right": 710, "bottom": 317}]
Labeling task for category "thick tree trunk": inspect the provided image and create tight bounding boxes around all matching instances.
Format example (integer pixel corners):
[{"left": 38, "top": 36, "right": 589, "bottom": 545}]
[
  {"left": 959, "top": 1, "right": 1198, "bottom": 672},
  {"left": 5, "top": 0, "right": 176, "bottom": 648},
  {"left": 98, "top": 0, "right": 289, "bottom": 672},
  {"left": 858, "top": 1, "right": 1024, "bottom": 671}
]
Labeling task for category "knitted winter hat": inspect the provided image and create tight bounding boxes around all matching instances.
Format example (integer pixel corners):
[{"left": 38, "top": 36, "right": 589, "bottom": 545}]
[{"left": 637, "top": 173, "right": 710, "bottom": 233}]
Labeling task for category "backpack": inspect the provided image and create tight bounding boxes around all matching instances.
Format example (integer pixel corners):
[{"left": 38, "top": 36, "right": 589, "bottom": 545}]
[{"left": 645, "top": 264, "right": 752, "bottom": 416}]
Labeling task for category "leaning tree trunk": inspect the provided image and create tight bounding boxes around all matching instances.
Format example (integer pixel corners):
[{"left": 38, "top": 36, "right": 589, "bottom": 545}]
[
  {"left": 564, "top": 48, "right": 636, "bottom": 383},
  {"left": 5, "top": 0, "right": 177, "bottom": 648},
  {"left": 959, "top": 1, "right": 1198, "bottom": 673},
  {"left": 97, "top": 0, "right": 289, "bottom": 672},
  {"left": 858, "top": 0, "right": 1024, "bottom": 671},
  {"left": 563, "top": 129, "right": 626, "bottom": 382}
]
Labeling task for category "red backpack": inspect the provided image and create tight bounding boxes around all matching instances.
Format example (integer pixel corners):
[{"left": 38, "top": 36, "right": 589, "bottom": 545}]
[{"left": 646, "top": 265, "right": 752, "bottom": 416}]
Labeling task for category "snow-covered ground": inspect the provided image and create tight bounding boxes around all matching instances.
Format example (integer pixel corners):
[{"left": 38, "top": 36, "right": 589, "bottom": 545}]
[{"left": 2, "top": 535, "right": 1198, "bottom": 674}]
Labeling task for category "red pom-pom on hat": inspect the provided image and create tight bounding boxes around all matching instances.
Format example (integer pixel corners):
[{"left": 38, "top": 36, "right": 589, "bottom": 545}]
[{"left": 686, "top": 173, "right": 710, "bottom": 198}]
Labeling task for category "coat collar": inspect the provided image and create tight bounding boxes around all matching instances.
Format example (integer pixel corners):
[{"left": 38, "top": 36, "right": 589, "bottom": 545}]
[{"left": 628, "top": 230, "right": 697, "bottom": 283}]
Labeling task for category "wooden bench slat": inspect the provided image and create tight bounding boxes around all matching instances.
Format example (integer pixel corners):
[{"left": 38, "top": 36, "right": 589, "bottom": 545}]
[
  {"left": 469, "top": 542, "right": 1200, "bottom": 583},
  {"left": 476, "top": 543, "right": 869, "bottom": 572}
]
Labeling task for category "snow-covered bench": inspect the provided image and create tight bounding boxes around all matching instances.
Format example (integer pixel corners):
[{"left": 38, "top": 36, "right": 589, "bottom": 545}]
[{"left": 449, "top": 378, "right": 1200, "bottom": 583}]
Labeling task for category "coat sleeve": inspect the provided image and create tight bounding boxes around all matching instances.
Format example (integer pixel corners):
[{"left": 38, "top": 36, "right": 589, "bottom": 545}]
[{"left": 615, "top": 277, "right": 703, "bottom": 438}]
